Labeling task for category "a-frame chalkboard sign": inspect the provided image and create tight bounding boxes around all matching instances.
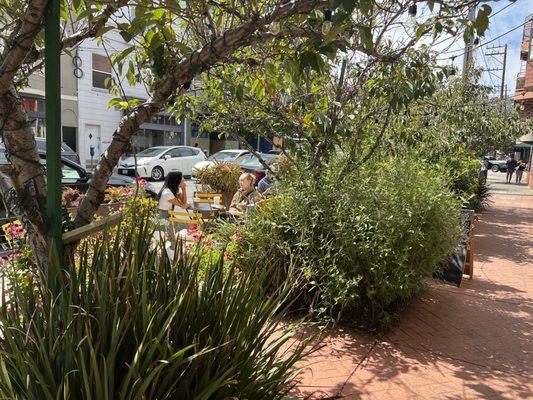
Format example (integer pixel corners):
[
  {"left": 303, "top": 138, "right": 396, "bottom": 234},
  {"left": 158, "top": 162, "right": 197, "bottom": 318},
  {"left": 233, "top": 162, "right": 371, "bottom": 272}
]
[{"left": 434, "top": 209, "right": 475, "bottom": 287}]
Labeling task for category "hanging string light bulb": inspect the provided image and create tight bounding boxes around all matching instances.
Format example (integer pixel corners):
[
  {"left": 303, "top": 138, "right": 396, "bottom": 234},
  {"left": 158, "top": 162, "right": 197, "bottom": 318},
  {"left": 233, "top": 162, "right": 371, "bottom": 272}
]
[
  {"left": 407, "top": 1, "right": 417, "bottom": 29},
  {"left": 408, "top": 2, "right": 417, "bottom": 17},
  {"left": 322, "top": 9, "right": 332, "bottom": 35}
]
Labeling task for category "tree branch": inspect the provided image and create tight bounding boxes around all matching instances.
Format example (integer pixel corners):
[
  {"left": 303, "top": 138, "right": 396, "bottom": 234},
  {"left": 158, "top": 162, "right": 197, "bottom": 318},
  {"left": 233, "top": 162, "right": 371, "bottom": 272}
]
[
  {"left": 75, "top": 0, "right": 328, "bottom": 227},
  {"left": 24, "top": 0, "right": 130, "bottom": 66},
  {"left": 0, "top": 0, "right": 48, "bottom": 94}
]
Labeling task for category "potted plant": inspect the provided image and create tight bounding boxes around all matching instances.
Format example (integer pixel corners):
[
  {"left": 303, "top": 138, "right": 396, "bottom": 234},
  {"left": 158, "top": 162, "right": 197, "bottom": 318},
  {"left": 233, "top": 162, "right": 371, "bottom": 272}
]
[{"left": 196, "top": 162, "right": 242, "bottom": 207}]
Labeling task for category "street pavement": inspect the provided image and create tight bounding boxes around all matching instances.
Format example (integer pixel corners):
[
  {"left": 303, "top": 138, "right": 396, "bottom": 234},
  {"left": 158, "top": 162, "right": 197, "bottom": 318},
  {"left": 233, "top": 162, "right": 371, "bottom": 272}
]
[{"left": 486, "top": 169, "right": 533, "bottom": 196}]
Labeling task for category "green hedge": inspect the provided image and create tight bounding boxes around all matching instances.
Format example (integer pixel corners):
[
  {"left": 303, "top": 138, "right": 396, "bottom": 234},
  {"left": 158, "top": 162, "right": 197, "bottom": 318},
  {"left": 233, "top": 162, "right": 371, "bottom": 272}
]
[{"left": 234, "top": 157, "right": 462, "bottom": 327}]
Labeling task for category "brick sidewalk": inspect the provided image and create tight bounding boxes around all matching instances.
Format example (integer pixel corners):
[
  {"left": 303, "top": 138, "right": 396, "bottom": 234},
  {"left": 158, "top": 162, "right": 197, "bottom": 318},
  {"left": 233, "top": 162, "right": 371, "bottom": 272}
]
[{"left": 294, "top": 191, "right": 533, "bottom": 399}]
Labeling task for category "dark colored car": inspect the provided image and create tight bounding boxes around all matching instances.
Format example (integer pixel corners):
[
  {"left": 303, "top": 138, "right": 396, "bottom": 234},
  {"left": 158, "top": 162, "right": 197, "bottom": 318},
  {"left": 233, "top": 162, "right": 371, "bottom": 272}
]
[
  {"left": 233, "top": 153, "right": 279, "bottom": 183},
  {"left": 35, "top": 137, "right": 82, "bottom": 165},
  {"left": 0, "top": 147, "right": 134, "bottom": 192},
  {"left": 37, "top": 152, "right": 135, "bottom": 190},
  {"left": 483, "top": 156, "right": 507, "bottom": 173}
]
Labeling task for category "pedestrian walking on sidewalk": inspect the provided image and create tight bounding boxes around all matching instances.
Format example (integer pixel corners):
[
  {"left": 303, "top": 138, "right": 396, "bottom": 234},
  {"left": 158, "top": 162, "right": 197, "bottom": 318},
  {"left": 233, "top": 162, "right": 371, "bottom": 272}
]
[
  {"left": 515, "top": 159, "right": 526, "bottom": 184},
  {"left": 505, "top": 154, "right": 518, "bottom": 184}
]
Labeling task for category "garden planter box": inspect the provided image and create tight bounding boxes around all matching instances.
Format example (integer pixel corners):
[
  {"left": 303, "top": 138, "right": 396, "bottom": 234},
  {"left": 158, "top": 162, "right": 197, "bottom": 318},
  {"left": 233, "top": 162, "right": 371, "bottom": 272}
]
[{"left": 68, "top": 202, "right": 124, "bottom": 219}]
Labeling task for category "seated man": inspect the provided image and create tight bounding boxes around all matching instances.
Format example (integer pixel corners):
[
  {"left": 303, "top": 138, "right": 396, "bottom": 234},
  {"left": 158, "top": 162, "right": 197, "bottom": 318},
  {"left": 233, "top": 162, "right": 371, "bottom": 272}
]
[
  {"left": 258, "top": 169, "right": 275, "bottom": 194},
  {"left": 228, "top": 173, "right": 263, "bottom": 217}
]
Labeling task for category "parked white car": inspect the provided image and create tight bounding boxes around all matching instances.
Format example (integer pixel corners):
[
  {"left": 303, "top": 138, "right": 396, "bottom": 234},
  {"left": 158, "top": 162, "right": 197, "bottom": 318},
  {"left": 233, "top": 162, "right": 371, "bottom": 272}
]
[
  {"left": 191, "top": 149, "right": 249, "bottom": 177},
  {"left": 118, "top": 146, "right": 206, "bottom": 180}
]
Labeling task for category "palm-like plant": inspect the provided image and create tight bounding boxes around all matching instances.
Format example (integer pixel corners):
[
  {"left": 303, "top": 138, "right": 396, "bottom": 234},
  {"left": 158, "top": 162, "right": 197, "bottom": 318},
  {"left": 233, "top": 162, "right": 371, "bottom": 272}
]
[{"left": 0, "top": 213, "right": 310, "bottom": 399}]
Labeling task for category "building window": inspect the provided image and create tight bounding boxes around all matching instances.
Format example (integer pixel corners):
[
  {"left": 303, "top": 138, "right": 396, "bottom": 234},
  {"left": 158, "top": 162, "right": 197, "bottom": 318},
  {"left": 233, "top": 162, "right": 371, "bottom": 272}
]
[
  {"left": 22, "top": 98, "right": 45, "bottom": 113},
  {"left": 92, "top": 54, "right": 112, "bottom": 89}
]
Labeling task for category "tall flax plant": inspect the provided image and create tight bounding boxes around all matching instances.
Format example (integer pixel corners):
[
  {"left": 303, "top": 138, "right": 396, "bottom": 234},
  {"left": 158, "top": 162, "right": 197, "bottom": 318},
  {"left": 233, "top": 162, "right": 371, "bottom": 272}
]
[{"left": 0, "top": 213, "right": 310, "bottom": 399}]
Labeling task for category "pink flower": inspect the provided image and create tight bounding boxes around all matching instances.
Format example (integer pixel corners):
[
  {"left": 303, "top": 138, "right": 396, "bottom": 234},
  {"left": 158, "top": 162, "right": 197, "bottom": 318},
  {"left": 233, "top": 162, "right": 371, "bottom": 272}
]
[
  {"left": 5, "top": 251, "right": 22, "bottom": 262},
  {"left": 135, "top": 177, "right": 148, "bottom": 186},
  {"left": 204, "top": 241, "right": 214, "bottom": 250},
  {"left": 224, "top": 252, "right": 233, "bottom": 260},
  {"left": 187, "top": 225, "right": 199, "bottom": 235},
  {"left": 184, "top": 243, "right": 192, "bottom": 251},
  {"left": 191, "top": 233, "right": 202, "bottom": 243},
  {"left": 232, "top": 231, "right": 243, "bottom": 240},
  {"left": 4, "top": 223, "right": 24, "bottom": 239},
  {"left": 119, "top": 203, "right": 126, "bottom": 211}
]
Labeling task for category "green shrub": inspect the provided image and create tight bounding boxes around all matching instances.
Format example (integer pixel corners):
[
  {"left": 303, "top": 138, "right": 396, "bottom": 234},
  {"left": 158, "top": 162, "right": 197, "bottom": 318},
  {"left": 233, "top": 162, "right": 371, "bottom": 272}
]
[
  {"left": 0, "top": 213, "right": 310, "bottom": 399},
  {"left": 233, "top": 157, "right": 462, "bottom": 327},
  {"left": 436, "top": 150, "right": 490, "bottom": 212}
]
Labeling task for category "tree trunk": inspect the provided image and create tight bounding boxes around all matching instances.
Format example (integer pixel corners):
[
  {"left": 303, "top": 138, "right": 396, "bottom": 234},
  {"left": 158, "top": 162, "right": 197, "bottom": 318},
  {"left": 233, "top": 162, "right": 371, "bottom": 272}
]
[{"left": 0, "top": 89, "right": 48, "bottom": 257}]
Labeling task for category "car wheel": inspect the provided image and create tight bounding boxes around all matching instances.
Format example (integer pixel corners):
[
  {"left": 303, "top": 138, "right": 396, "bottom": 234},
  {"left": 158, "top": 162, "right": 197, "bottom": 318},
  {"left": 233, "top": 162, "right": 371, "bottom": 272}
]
[
  {"left": 151, "top": 166, "right": 164, "bottom": 181},
  {"left": 491, "top": 165, "right": 500, "bottom": 173}
]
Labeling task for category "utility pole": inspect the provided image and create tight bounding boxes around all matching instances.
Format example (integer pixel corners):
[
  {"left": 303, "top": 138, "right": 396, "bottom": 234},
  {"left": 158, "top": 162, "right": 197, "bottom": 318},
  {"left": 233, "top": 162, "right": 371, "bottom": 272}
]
[
  {"left": 45, "top": 0, "right": 63, "bottom": 257},
  {"left": 485, "top": 44, "right": 508, "bottom": 99},
  {"left": 462, "top": 5, "right": 476, "bottom": 77}
]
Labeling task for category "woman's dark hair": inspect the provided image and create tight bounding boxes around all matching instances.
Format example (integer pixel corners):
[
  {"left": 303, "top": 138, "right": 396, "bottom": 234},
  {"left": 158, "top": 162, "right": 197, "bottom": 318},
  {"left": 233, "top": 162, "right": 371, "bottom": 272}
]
[{"left": 158, "top": 171, "right": 183, "bottom": 198}]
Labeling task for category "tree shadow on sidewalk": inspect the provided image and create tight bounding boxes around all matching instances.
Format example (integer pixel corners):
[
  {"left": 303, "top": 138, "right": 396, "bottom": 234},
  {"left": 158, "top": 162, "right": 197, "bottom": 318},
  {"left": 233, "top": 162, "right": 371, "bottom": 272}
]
[
  {"left": 293, "top": 278, "right": 532, "bottom": 399},
  {"left": 475, "top": 205, "right": 533, "bottom": 265}
]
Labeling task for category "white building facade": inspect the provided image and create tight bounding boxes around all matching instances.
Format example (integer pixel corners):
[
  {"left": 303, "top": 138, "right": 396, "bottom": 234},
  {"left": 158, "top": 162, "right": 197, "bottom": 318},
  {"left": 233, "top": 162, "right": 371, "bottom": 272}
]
[{"left": 76, "top": 33, "right": 188, "bottom": 168}]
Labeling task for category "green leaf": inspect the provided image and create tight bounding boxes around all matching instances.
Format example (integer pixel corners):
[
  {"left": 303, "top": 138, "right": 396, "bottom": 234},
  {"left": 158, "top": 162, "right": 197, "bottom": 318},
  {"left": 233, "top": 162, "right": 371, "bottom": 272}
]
[
  {"left": 358, "top": 0, "right": 372, "bottom": 14},
  {"left": 119, "top": 30, "right": 134, "bottom": 43},
  {"left": 153, "top": 8, "right": 166, "bottom": 20},
  {"left": 112, "top": 46, "right": 135, "bottom": 65},
  {"left": 475, "top": 5, "right": 491, "bottom": 36},
  {"left": 60, "top": 0, "right": 69, "bottom": 21},
  {"left": 415, "top": 23, "right": 426, "bottom": 40},
  {"left": 95, "top": 25, "right": 115, "bottom": 38},
  {"left": 358, "top": 26, "right": 373, "bottom": 51}
]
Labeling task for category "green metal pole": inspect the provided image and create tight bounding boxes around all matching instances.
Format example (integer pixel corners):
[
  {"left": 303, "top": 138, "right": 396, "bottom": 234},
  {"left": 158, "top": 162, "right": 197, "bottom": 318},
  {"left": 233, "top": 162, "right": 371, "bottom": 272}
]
[{"left": 45, "top": 0, "right": 62, "bottom": 256}]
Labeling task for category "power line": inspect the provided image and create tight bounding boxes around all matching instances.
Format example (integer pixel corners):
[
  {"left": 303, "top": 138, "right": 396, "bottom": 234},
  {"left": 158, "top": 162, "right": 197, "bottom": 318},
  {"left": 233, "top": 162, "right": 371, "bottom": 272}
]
[
  {"left": 430, "top": 0, "right": 518, "bottom": 50},
  {"left": 431, "top": 1, "right": 517, "bottom": 51},
  {"left": 436, "top": 18, "right": 529, "bottom": 60}
]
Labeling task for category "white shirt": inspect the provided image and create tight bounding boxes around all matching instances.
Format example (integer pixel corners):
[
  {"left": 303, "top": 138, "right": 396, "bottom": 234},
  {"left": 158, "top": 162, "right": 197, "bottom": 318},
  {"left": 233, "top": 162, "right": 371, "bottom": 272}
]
[{"left": 157, "top": 188, "right": 176, "bottom": 211}]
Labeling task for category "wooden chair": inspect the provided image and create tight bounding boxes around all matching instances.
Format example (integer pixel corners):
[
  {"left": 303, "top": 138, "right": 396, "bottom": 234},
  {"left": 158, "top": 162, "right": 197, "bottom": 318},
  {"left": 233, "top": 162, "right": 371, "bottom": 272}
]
[
  {"left": 193, "top": 192, "right": 222, "bottom": 205},
  {"left": 168, "top": 209, "right": 204, "bottom": 226}
]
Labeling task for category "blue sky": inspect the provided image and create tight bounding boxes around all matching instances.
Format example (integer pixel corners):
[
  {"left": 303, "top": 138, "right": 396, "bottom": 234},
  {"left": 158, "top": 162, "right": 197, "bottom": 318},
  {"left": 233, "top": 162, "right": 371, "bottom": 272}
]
[{"left": 469, "top": 0, "right": 531, "bottom": 97}]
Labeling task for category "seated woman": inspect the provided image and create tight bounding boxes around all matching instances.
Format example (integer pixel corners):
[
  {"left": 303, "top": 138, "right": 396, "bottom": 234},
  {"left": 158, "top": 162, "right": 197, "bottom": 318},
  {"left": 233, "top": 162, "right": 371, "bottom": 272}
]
[
  {"left": 228, "top": 173, "right": 263, "bottom": 217},
  {"left": 157, "top": 171, "right": 190, "bottom": 240}
]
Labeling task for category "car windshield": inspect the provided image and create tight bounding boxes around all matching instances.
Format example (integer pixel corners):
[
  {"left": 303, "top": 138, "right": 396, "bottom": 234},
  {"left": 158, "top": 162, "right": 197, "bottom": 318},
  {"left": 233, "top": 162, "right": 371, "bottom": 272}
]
[
  {"left": 137, "top": 147, "right": 167, "bottom": 157},
  {"left": 208, "top": 152, "right": 241, "bottom": 162},
  {"left": 237, "top": 154, "right": 276, "bottom": 168}
]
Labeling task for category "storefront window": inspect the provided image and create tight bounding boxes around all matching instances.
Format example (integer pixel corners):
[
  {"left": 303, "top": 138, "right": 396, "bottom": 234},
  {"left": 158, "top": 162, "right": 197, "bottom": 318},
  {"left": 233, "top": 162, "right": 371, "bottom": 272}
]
[
  {"left": 164, "top": 131, "right": 179, "bottom": 145},
  {"left": 132, "top": 129, "right": 148, "bottom": 152}
]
